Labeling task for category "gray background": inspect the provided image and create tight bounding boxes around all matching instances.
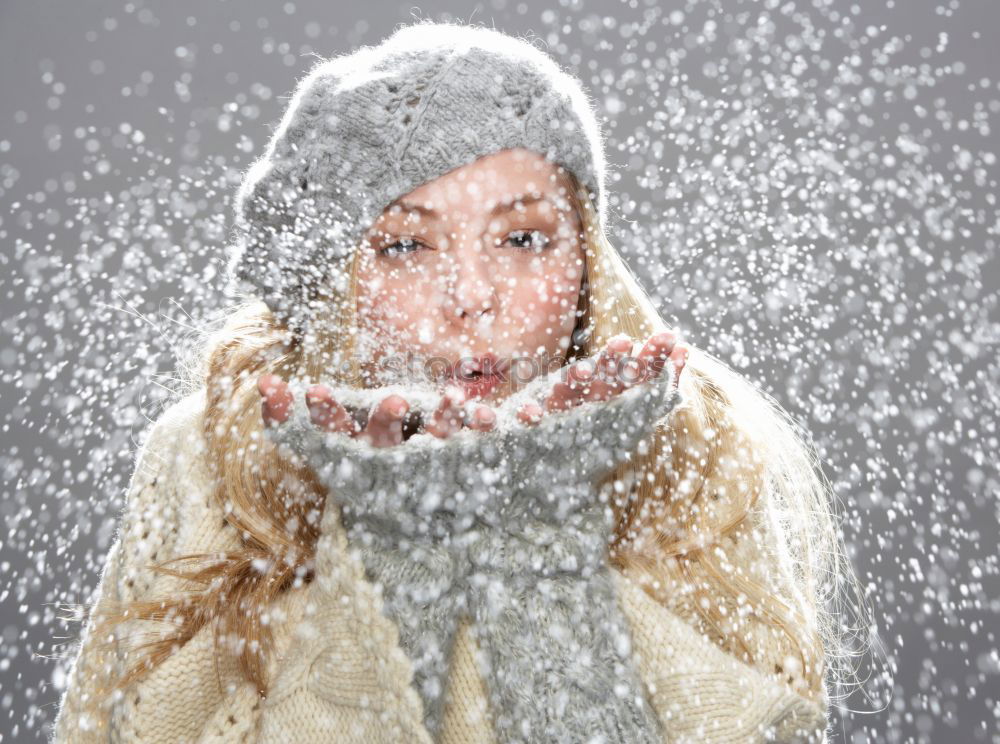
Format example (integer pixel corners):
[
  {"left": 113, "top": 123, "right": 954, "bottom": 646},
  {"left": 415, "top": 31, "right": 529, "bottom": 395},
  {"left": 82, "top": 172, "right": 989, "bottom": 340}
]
[{"left": 1, "top": 0, "right": 998, "bottom": 742}]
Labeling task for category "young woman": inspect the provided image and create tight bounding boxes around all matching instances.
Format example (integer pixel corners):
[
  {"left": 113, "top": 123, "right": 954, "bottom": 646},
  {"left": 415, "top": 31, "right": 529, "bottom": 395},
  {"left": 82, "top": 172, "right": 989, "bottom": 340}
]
[{"left": 53, "top": 20, "right": 854, "bottom": 743}]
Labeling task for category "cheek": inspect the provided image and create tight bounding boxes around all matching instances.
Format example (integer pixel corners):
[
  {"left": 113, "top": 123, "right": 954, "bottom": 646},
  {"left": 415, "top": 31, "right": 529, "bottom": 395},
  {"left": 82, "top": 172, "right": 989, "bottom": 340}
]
[
  {"left": 503, "top": 257, "right": 584, "bottom": 335},
  {"left": 357, "top": 269, "right": 421, "bottom": 332}
]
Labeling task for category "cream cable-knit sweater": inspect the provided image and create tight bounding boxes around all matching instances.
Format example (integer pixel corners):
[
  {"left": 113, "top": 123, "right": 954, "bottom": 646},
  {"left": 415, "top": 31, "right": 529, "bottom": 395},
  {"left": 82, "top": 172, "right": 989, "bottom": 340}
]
[{"left": 51, "top": 388, "right": 830, "bottom": 743}]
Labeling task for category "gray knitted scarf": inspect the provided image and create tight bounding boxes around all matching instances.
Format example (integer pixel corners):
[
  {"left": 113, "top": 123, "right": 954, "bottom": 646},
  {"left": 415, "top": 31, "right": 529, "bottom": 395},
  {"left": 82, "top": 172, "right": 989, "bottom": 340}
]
[{"left": 266, "top": 362, "right": 682, "bottom": 743}]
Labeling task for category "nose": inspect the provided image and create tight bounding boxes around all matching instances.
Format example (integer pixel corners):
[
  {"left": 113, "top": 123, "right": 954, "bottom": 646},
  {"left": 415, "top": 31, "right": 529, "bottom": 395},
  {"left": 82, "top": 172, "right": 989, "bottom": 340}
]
[{"left": 441, "top": 241, "right": 498, "bottom": 324}]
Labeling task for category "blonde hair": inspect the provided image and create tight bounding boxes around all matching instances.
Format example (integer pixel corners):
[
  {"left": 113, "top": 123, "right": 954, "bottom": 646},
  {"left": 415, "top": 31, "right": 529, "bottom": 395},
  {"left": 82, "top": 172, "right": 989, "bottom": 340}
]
[{"left": 88, "top": 168, "right": 869, "bottom": 710}]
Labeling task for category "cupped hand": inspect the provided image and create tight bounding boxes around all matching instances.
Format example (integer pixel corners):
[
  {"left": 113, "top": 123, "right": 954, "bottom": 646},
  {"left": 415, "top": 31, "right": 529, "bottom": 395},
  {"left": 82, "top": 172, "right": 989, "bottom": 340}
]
[
  {"left": 257, "top": 330, "right": 687, "bottom": 446},
  {"left": 257, "top": 376, "right": 497, "bottom": 449},
  {"left": 515, "top": 330, "right": 689, "bottom": 425}
]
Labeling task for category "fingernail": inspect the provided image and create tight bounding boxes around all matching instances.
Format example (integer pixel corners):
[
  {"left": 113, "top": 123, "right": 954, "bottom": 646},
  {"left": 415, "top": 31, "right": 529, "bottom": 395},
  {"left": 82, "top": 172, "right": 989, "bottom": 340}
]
[
  {"left": 610, "top": 335, "right": 632, "bottom": 352},
  {"left": 622, "top": 359, "right": 640, "bottom": 385},
  {"left": 521, "top": 405, "right": 541, "bottom": 424}
]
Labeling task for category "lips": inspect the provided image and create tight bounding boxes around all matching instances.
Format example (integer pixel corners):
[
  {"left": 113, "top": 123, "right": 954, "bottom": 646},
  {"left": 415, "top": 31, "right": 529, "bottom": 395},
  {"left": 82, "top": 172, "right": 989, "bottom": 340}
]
[
  {"left": 444, "top": 353, "right": 509, "bottom": 399},
  {"left": 451, "top": 373, "right": 504, "bottom": 400},
  {"left": 451, "top": 353, "right": 508, "bottom": 380}
]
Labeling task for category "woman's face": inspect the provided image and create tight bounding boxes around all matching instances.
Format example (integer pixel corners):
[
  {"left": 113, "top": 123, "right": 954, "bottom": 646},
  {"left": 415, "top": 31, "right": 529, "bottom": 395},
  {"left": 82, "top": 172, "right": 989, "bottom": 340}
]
[{"left": 354, "top": 148, "right": 586, "bottom": 402}]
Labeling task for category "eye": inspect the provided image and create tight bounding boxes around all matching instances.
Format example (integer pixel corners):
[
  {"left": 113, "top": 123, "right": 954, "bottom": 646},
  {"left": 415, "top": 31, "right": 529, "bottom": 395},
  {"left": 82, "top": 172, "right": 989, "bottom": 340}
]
[
  {"left": 377, "top": 237, "right": 426, "bottom": 258},
  {"left": 502, "top": 229, "right": 551, "bottom": 253}
]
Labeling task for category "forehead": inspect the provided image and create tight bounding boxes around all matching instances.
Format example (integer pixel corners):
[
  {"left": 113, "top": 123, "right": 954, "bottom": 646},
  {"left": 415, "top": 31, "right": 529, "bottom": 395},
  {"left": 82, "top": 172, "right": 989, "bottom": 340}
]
[{"left": 380, "top": 148, "right": 577, "bottom": 221}]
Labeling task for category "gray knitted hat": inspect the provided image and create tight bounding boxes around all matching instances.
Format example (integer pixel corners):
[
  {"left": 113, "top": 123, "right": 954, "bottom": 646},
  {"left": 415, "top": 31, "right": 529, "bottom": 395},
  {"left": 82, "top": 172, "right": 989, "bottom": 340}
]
[{"left": 225, "top": 20, "right": 609, "bottom": 334}]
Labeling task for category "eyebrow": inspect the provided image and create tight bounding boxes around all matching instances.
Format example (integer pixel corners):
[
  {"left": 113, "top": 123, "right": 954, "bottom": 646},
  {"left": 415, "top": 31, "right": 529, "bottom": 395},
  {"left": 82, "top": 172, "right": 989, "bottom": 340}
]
[{"left": 388, "top": 192, "right": 554, "bottom": 221}]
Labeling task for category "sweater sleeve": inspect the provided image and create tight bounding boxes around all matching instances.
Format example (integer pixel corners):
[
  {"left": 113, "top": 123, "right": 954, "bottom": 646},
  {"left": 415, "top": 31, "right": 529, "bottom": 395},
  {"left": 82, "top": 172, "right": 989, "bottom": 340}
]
[
  {"left": 49, "top": 392, "right": 201, "bottom": 744},
  {"left": 616, "top": 487, "right": 830, "bottom": 743},
  {"left": 616, "top": 572, "right": 828, "bottom": 743}
]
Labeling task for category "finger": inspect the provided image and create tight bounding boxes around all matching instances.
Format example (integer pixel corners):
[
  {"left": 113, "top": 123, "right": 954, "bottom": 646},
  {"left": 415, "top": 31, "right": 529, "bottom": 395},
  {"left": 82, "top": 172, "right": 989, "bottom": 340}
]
[
  {"left": 582, "top": 376, "right": 615, "bottom": 402},
  {"left": 603, "top": 335, "right": 634, "bottom": 391},
  {"left": 258, "top": 374, "right": 292, "bottom": 426},
  {"left": 668, "top": 342, "right": 689, "bottom": 385},
  {"left": 544, "top": 380, "right": 578, "bottom": 412},
  {"left": 467, "top": 405, "right": 496, "bottom": 432},
  {"left": 517, "top": 402, "right": 544, "bottom": 426},
  {"left": 362, "top": 395, "right": 409, "bottom": 448},
  {"left": 571, "top": 355, "right": 614, "bottom": 402},
  {"left": 605, "top": 334, "right": 634, "bottom": 359},
  {"left": 618, "top": 356, "right": 644, "bottom": 389},
  {"left": 567, "top": 358, "right": 596, "bottom": 389},
  {"left": 426, "top": 387, "right": 467, "bottom": 438},
  {"left": 562, "top": 360, "right": 596, "bottom": 408},
  {"left": 635, "top": 330, "right": 678, "bottom": 383},
  {"left": 305, "top": 384, "right": 357, "bottom": 434},
  {"left": 593, "top": 347, "right": 610, "bottom": 382}
]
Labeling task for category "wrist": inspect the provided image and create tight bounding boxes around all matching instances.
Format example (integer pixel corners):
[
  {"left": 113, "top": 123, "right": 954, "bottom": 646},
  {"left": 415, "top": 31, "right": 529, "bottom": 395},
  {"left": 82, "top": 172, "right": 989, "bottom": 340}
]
[{"left": 499, "top": 364, "right": 682, "bottom": 503}]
